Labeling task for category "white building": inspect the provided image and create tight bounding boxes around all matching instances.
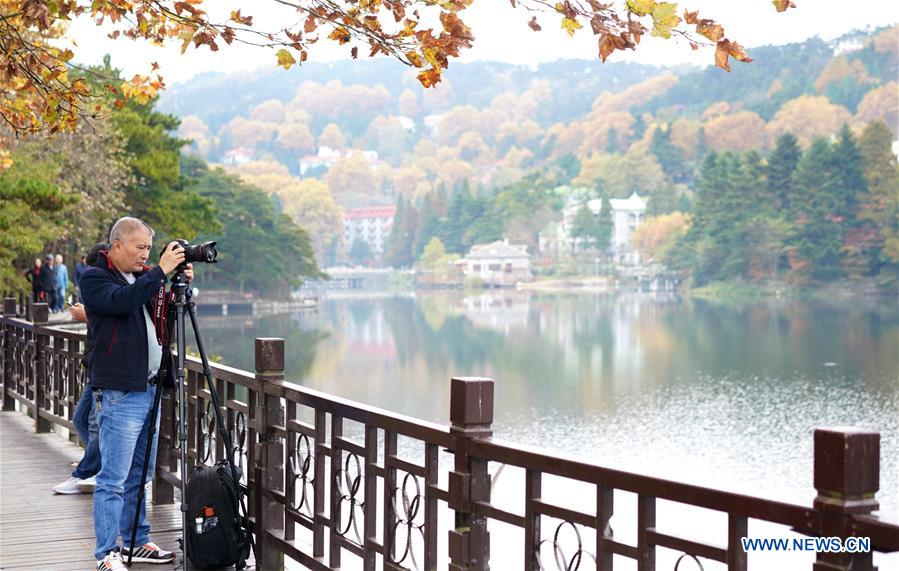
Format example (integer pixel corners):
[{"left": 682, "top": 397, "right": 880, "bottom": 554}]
[
  {"left": 222, "top": 146, "right": 253, "bottom": 165},
  {"left": 343, "top": 205, "right": 397, "bottom": 257},
  {"left": 456, "top": 239, "right": 532, "bottom": 286},
  {"left": 609, "top": 192, "right": 648, "bottom": 265},
  {"left": 299, "top": 147, "right": 381, "bottom": 176}
]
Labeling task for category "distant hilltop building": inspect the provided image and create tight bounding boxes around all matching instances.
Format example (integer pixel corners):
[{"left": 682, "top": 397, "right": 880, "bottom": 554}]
[
  {"left": 609, "top": 192, "right": 648, "bottom": 265},
  {"left": 343, "top": 205, "right": 397, "bottom": 258},
  {"left": 456, "top": 239, "right": 532, "bottom": 287},
  {"left": 300, "top": 147, "right": 380, "bottom": 176},
  {"left": 222, "top": 146, "right": 254, "bottom": 165}
]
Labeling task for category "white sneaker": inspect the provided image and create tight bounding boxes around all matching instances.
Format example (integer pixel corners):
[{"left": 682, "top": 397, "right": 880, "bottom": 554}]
[
  {"left": 52, "top": 476, "right": 82, "bottom": 494},
  {"left": 76, "top": 475, "right": 96, "bottom": 493},
  {"left": 96, "top": 549, "right": 127, "bottom": 571},
  {"left": 122, "top": 542, "right": 176, "bottom": 564}
]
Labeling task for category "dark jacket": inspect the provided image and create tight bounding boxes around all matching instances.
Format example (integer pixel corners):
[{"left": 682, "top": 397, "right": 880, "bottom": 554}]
[
  {"left": 80, "top": 251, "right": 167, "bottom": 392},
  {"left": 81, "top": 325, "right": 95, "bottom": 371},
  {"left": 39, "top": 264, "right": 56, "bottom": 293},
  {"left": 25, "top": 266, "right": 42, "bottom": 293}
]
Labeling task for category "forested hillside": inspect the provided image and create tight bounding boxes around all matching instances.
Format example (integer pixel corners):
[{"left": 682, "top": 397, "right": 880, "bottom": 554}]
[{"left": 154, "top": 25, "right": 897, "bottom": 289}]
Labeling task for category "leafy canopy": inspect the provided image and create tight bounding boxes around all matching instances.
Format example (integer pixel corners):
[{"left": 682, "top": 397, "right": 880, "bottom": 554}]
[{"left": 0, "top": 0, "right": 792, "bottom": 146}]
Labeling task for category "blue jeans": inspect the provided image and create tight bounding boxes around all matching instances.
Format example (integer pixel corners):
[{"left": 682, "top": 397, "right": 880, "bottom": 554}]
[
  {"left": 93, "top": 385, "right": 160, "bottom": 560},
  {"left": 54, "top": 287, "right": 65, "bottom": 311},
  {"left": 72, "top": 377, "right": 101, "bottom": 479}
]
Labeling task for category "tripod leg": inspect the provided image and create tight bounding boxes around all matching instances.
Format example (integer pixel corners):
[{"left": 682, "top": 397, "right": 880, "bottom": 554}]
[
  {"left": 185, "top": 299, "right": 257, "bottom": 563},
  {"left": 175, "top": 302, "right": 191, "bottom": 564},
  {"left": 126, "top": 381, "right": 165, "bottom": 567}
]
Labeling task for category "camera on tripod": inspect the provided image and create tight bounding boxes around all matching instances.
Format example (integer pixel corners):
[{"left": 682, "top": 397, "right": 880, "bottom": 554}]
[{"left": 130, "top": 236, "right": 253, "bottom": 569}]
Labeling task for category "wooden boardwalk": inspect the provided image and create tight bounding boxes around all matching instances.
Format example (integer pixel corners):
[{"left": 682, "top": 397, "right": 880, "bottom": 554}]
[{"left": 0, "top": 411, "right": 253, "bottom": 570}]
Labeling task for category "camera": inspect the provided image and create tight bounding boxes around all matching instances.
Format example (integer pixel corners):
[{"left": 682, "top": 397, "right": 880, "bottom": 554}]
[{"left": 174, "top": 239, "right": 218, "bottom": 264}]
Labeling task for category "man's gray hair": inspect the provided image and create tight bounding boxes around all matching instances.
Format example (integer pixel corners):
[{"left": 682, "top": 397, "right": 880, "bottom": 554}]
[{"left": 109, "top": 217, "right": 155, "bottom": 244}]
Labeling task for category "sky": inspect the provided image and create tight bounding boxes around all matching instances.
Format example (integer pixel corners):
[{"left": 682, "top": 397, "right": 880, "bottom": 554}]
[{"left": 64, "top": 1, "right": 899, "bottom": 85}]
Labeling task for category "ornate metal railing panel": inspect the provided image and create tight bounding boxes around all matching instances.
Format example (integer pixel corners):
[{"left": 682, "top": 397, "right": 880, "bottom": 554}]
[{"left": 3, "top": 301, "right": 898, "bottom": 571}]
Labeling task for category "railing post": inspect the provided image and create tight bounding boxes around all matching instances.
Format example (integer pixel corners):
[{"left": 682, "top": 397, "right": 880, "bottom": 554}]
[
  {"left": 32, "top": 303, "right": 51, "bottom": 432},
  {"left": 2, "top": 297, "right": 16, "bottom": 411},
  {"left": 448, "top": 377, "right": 494, "bottom": 571},
  {"left": 813, "top": 427, "right": 879, "bottom": 571},
  {"left": 254, "top": 338, "right": 285, "bottom": 571}
]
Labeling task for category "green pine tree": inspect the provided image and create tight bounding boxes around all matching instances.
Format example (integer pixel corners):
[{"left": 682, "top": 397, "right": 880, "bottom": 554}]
[
  {"left": 766, "top": 132, "right": 801, "bottom": 213},
  {"left": 790, "top": 138, "right": 844, "bottom": 282},
  {"left": 831, "top": 124, "right": 867, "bottom": 226},
  {"left": 649, "top": 125, "right": 688, "bottom": 184},
  {"left": 385, "top": 195, "right": 408, "bottom": 268}
]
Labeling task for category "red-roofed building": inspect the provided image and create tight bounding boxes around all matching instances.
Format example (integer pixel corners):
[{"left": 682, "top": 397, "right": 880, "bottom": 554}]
[{"left": 343, "top": 205, "right": 397, "bottom": 258}]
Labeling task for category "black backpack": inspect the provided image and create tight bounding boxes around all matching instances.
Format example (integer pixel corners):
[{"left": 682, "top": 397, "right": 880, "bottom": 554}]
[{"left": 186, "top": 460, "right": 252, "bottom": 569}]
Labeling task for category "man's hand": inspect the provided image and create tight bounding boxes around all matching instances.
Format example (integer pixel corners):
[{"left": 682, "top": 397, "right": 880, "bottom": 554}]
[
  {"left": 158, "top": 242, "right": 186, "bottom": 275},
  {"left": 68, "top": 303, "right": 87, "bottom": 323},
  {"left": 184, "top": 264, "right": 194, "bottom": 281}
]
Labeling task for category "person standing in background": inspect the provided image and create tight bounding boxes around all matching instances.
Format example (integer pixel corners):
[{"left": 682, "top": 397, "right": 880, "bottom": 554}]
[
  {"left": 55, "top": 253, "right": 68, "bottom": 312},
  {"left": 24, "top": 258, "right": 43, "bottom": 303},
  {"left": 40, "top": 254, "right": 57, "bottom": 311},
  {"left": 51, "top": 243, "right": 109, "bottom": 495}
]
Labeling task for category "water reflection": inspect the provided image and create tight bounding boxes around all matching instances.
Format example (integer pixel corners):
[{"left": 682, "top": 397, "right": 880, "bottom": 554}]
[{"left": 195, "top": 290, "right": 899, "bottom": 524}]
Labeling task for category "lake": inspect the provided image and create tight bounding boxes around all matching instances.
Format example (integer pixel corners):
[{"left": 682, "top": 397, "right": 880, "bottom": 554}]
[{"left": 193, "top": 290, "right": 899, "bottom": 568}]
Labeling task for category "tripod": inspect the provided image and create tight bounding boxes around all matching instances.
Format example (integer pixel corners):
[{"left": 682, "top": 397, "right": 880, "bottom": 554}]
[{"left": 127, "top": 268, "right": 255, "bottom": 568}]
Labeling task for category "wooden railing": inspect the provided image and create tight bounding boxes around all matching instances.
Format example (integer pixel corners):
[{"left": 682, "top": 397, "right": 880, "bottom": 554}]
[{"left": 2, "top": 298, "right": 897, "bottom": 570}]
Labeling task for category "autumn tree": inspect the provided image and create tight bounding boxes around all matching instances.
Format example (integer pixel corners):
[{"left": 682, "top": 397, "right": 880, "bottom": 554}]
[
  {"left": 630, "top": 212, "right": 690, "bottom": 264},
  {"left": 574, "top": 148, "right": 667, "bottom": 202},
  {"left": 178, "top": 115, "right": 216, "bottom": 157},
  {"left": 436, "top": 106, "right": 482, "bottom": 147},
  {"left": 765, "top": 95, "right": 852, "bottom": 147},
  {"left": 416, "top": 237, "right": 458, "bottom": 281},
  {"left": 326, "top": 152, "right": 380, "bottom": 207},
  {"left": 278, "top": 178, "right": 344, "bottom": 266},
  {"left": 704, "top": 111, "right": 766, "bottom": 152},
  {"left": 319, "top": 123, "right": 348, "bottom": 150},
  {"left": 250, "top": 99, "right": 286, "bottom": 123},
  {"left": 855, "top": 82, "right": 899, "bottom": 137},
  {"left": 220, "top": 117, "right": 277, "bottom": 149},
  {"left": 362, "top": 115, "right": 411, "bottom": 165},
  {"left": 858, "top": 120, "right": 899, "bottom": 265},
  {"left": 398, "top": 89, "right": 420, "bottom": 119},
  {"left": 387, "top": 165, "right": 431, "bottom": 199},
  {"left": 275, "top": 123, "right": 316, "bottom": 156},
  {"left": 669, "top": 118, "right": 702, "bottom": 160}
]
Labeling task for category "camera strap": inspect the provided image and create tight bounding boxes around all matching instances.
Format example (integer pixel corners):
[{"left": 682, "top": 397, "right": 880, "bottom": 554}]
[{"left": 153, "top": 285, "right": 170, "bottom": 346}]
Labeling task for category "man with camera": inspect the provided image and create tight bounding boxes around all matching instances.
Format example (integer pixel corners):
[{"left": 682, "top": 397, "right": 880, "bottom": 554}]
[{"left": 80, "top": 217, "right": 192, "bottom": 571}]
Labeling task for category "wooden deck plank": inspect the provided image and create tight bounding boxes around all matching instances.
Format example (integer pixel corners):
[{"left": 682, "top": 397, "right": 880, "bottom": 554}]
[{"left": 0, "top": 411, "right": 255, "bottom": 570}]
